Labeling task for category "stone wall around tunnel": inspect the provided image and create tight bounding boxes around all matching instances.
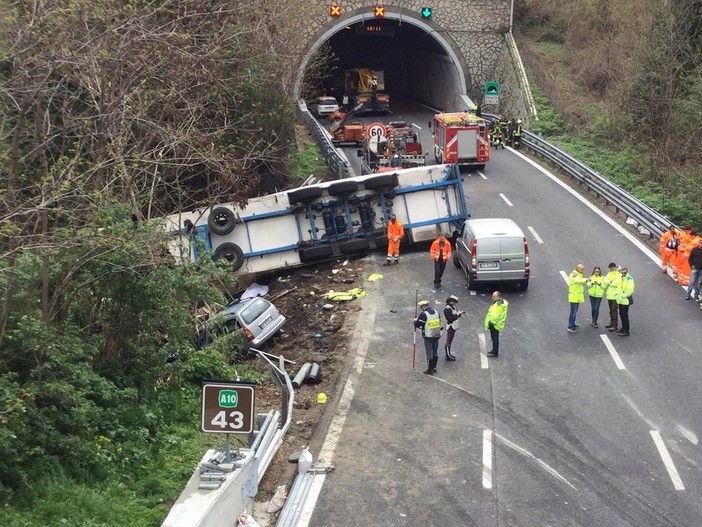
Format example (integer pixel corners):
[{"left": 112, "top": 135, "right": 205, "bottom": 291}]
[{"left": 297, "top": 0, "right": 529, "bottom": 117}]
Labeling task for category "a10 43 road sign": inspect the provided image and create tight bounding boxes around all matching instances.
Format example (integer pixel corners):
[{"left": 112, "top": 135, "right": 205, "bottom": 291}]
[{"left": 202, "top": 382, "right": 255, "bottom": 434}]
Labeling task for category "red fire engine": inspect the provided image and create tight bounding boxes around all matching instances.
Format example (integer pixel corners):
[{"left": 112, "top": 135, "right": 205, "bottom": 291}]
[{"left": 431, "top": 112, "right": 490, "bottom": 170}]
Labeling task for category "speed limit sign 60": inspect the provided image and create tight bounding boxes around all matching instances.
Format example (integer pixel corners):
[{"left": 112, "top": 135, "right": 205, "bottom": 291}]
[{"left": 367, "top": 122, "right": 387, "bottom": 139}]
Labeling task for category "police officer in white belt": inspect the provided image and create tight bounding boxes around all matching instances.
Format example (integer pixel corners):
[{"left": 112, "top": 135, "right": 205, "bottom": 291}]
[
  {"left": 414, "top": 300, "right": 442, "bottom": 375},
  {"left": 443, "top": 295, "right": 465, "bottom": 361}
]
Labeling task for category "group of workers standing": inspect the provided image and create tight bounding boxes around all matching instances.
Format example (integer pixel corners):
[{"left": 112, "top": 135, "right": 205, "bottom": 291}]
[
  {"left": 489, "top": 115, "right": 522, "bottom": 149},
  {"left": 567, "top": 263, "right": 635, "bottom": 336},
  {"left": 659, "top": 224, "right": 702, "bottom": 307}
]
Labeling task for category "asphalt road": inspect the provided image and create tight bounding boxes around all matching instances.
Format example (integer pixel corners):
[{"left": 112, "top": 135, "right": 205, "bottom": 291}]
[{"left": 296, "top": 146, "right": 702, "bottom": 526}]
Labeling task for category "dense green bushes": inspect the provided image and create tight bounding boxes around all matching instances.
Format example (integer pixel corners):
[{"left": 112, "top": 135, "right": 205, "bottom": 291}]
[{"left": 0, "top": 208, "right": 259, "bottom": 523}]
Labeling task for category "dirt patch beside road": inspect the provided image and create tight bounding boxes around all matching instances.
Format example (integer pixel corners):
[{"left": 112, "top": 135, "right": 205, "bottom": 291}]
[{"left": 250, "top": 256, "right": 369, "bottom": 505}]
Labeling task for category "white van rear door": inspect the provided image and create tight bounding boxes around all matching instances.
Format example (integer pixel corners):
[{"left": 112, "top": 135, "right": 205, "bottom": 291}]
[{"left": 499, "top": 236, "right": 526, "bottom": 281}]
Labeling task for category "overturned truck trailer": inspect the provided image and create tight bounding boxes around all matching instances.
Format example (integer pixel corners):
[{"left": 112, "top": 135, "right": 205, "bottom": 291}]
[{"left": 165, "top": 164, "right": 469, "bottom": 276}]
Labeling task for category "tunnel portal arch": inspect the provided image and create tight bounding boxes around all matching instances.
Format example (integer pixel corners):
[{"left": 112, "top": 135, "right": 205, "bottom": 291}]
[
  {"left": 295, "top": 1, "right": 512, "bottom": 111},
  {"left": 296, "top": 12, "right": 469, "bottom": 106}
]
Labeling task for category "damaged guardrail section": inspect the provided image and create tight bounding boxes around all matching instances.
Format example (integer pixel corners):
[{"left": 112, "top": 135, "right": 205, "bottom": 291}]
[{"left": 161, "top": 351, "right": 293, "bottom": 527}]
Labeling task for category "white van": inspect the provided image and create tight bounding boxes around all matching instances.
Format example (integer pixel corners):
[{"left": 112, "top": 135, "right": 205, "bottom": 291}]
[{"left": 453, "top": 218, "right": 530, "bottom": 289}]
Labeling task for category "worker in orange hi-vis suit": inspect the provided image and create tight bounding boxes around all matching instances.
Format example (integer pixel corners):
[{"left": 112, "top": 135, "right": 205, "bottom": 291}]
[
  {"left": 430, "top": 233, "right": 453, "bottom": 290},
  {"left": 659, "top": 225, "right": 681, "bottom": 276},
  {"left": 384, "top": 214, "right": 404, "bottom": 266},
  {"left": 676, "top": 225, "right": 694, "bottom": 285}
]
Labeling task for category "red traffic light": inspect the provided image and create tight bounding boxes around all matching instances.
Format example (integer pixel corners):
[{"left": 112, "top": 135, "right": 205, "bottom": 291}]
[
  {"left": 374, "top": 5, "right": 385, "bottom": 17},
  {"left": 329, "top": 4, "right": 341, "bottom": 16}
]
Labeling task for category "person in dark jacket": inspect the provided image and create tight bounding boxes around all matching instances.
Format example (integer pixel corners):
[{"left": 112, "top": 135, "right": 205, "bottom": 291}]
[
  {"left": 443, "top": 295, "right": 465, "bottom": 361},
  {"left": 686, "top": 238, "right": 702, "bottom": 301}
]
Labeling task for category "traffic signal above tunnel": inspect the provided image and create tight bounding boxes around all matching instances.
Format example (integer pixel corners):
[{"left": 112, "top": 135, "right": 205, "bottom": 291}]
[
  {"left": 329, "top": 4, "right": 341, "bottom": 17},
  {"left": 374, "top": 5, "right": 385, "bottom": 17},
  {"left": 421, "top": 7, "right": 432, "bottom": 19}
]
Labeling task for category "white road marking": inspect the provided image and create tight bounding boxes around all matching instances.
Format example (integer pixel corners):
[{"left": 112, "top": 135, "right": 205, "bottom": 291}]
[
  {"left": 650, "top": 430, "right": 685, "bottom": 490},
  {"left": 513, "top": 150, "right": 686, "bottom": 296},
  {"left": 559, "top": 270, "right": 569, "bottom": 285},
  {"left": 412, "top": 122, "right": 422, "bottom": 130},
  {"left": 527, "top": 226, "right": 544, "bottom": 244},
  {"left": 499, "top": 193, "right": 514, "bottom": 207},
  {"left": 478, "top": 171, "right": 487, "bottom": 180},
  {"left": 297, "top": 303, "right": 377, "bottom": 525},
  {"left": 599, "top": 334, "right": 626, "bottom": 370},
  {"left": 497, "top": 433, "right": 577, "bottom": 489},
  {"left": 483, "top": 430, "right": 493, "bottom": 488},
  {"left": 512, "top": 149, "right": 660, "bottom": 265},
  {"left": 479, "top": 333, "right": 488, "bottom": 369}
]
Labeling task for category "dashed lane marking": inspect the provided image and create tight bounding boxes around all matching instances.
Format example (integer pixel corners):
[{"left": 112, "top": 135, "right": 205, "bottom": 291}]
[
  {"left": 483, "top": 430, "right": 493, "bottom": 489},
  {"left": 599, "top": 334, "right": 626, "bottom": 370},
  {"left": 499, "top": 193, "right": 514, "bottom": 207},
  {"left": 479, "top": 333, "right": 489, "bottom": 369},
  {"left": 650, "top": 430, "right": 685, "bottom": 490},
  {"left": 512, "top": 149, "right": 660, "bottom": 264},
  {"left": 527, "top": 226, "right": 544, "bottom": 244}
]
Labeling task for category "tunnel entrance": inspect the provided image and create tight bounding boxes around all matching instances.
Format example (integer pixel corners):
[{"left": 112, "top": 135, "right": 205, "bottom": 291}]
[{"left": 297, "top": 14, "right": 469, "bottom": 112}]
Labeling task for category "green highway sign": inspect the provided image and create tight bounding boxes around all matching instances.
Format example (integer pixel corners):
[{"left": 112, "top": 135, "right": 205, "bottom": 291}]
[
  {"left": 485, "top": 82, "right": 500, "bottom": 96},
  {"left": 202, "top": 382, "right": 255, "bottom": 434},
  {"left": 218, "top": 390, "right": 238, "bottom": 408}
]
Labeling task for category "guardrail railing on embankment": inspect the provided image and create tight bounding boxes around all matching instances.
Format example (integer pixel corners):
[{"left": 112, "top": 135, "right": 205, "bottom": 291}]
[
  {"left": 161, "top": 351, "right": 293, "bottom": 527},
  {"left": 520, "top": 130, "right": 672, "bottom": 240},
  {"left": 299, "top": 101, "right": 352, "bottom": 180}
]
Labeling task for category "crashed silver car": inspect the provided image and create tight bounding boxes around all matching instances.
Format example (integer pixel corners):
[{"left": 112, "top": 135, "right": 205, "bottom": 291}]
[{"left": 194, "top": 297, "right": 286, "bottom": 352}]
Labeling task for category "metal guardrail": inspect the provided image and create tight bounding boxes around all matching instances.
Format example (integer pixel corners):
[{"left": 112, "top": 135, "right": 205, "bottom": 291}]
[
  {"left": 520, "top": 130, "right": 672, "bottom": 240},
  {"left": 161, "top": 351, "right": 294, "bottom": 527},
  {"left": 299, "top": 101, "right": 353, "bottom": 180}
]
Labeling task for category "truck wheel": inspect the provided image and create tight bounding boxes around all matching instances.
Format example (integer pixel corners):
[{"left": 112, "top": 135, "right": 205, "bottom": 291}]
[
  {"left": 328, "top": 181, "right": 358, "bottom": 197},
  {"left": 299, "top": 245, "right": 334, "bottom": 263},
  {"left": 208, "top": 207, "right": 236, "bottom": 236},
  {"left": 364, "top": 173, "right": 398, "bottom": 191},
  {"left": 374, "top": 235, "right": 389, "bottom": 249},
  {"left": 520, "top": 278, "right": 529, "bottom": 290},
  {"left": 288, "top": 187, "right": 323, "bottom": 205},
  {"left": 453, "top": 252, "right": 462, "bottom": 269},
  {"left": 476, "top": 164, "right": 486, "bottom": 171},
  {"left": 339, "top": 239, "right": 370, "bottom": 254},
  {"left": 212, "top": 242, "right": 245, "bottom": 271}
]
